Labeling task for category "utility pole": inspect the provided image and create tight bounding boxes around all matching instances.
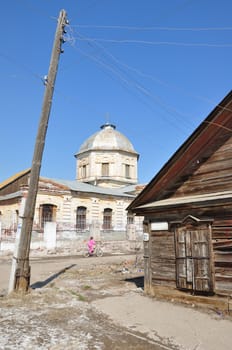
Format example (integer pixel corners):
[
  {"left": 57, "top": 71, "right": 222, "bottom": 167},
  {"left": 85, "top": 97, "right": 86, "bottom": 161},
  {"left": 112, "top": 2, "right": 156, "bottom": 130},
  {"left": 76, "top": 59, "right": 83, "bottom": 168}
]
[{"left": 9, "top": 9, "right": 68, "bottom": 293}]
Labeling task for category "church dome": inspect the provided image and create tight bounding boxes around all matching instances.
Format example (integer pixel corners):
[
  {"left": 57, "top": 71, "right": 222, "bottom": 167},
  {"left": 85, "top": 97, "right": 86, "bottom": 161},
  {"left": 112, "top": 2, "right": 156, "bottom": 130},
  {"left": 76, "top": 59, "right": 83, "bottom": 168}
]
[
  {"left": 77, "top": 123, "right": 138, "bottom": 156},
  {"left": 75, "top": 123, "right": 139, "bottom": 188}
]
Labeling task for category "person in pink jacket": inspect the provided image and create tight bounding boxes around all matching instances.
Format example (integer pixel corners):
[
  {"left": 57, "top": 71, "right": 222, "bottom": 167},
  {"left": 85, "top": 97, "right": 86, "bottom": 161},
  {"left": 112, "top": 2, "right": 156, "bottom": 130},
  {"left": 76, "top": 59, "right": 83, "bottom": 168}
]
[{"left": 87, "top": 236, "right": 96, "bottom": 255}]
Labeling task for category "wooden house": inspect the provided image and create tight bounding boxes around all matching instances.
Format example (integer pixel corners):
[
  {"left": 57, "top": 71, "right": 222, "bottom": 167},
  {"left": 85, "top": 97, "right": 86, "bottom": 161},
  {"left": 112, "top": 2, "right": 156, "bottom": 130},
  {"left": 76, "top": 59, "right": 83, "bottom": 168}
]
[{"left": 128, "top": 91, "right": 232, "bottom": 300}]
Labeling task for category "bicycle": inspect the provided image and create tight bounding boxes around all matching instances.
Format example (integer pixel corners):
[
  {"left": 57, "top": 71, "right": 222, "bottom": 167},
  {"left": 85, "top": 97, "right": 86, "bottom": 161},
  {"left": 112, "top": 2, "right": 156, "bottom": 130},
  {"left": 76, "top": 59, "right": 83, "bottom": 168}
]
[{"left": 83, "top": 244, "right": 103, "bottom": 257}]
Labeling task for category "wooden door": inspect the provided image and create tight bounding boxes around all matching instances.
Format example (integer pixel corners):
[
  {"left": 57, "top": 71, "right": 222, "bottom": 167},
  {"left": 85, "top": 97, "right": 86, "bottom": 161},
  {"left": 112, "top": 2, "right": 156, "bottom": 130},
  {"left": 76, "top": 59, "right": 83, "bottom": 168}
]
[{"left": 175, "top": 226, "right": 213, "bottom": 293}]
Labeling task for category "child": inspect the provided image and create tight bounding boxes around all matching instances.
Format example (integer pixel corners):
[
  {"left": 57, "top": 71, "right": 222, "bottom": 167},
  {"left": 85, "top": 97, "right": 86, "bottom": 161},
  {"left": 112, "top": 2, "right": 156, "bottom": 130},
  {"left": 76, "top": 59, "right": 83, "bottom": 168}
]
[{"left": 87, "top": 236, "right": 96, "bottom": 255}]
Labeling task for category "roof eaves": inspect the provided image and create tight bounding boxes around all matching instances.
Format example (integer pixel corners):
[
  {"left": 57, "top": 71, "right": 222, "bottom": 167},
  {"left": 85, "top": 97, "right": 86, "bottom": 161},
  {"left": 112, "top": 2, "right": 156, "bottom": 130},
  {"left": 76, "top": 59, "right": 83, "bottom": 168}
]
[
  {"left": 134, "top": 191, "right": 232, "bottom": 211},
  {"left": 0, "top": 190, "right": 23, "bottom": 201}
]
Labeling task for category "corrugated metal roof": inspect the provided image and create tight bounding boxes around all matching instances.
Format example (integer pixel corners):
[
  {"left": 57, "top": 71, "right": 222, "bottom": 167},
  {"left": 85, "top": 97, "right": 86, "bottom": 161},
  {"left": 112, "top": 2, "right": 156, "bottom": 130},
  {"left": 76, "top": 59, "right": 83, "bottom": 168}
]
[
  {"left": 0, "top": 170, "right": 138, "bottom": 199},
  {"left": 44, "top": 177, "right": 137, "bottom": 198}
]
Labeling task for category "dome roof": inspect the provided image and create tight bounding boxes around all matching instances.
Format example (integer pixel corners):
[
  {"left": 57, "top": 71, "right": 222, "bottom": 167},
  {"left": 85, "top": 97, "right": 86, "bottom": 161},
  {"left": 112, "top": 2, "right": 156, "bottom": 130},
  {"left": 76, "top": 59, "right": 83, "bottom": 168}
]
[{"left": 77, "top": 123, "right": 138, "bottom": 155}]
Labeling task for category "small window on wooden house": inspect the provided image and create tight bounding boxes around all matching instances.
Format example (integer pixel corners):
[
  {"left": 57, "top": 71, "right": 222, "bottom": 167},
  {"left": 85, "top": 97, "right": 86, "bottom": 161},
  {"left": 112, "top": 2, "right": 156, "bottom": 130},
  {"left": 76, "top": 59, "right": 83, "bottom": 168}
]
[
  {"left": 76, "top": 206, "right": 87, "bottom": 230},
  {"left": 102, "top": 163, "right": 109, "bottom": 176},
  {"left": 103, "top": 208, "right": 112, "bottom": 230}
]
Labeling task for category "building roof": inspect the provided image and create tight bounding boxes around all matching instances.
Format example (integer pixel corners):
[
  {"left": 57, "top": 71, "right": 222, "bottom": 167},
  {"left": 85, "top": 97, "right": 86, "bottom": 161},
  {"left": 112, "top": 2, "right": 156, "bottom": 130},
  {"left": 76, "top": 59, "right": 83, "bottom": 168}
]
[
  {"left": 0, "top": 190, "right": 23, "bottom": 201},
  {"left": 0, "top": 169, "right": 30, "bottom": 190},
  {"left": 134, "top": 191, "right": 232, "bottom": 212},
  {"left": 128, "top": 90, "right": 232, "bottom": 211},
  {"left": 46, "top": 177, "right": 137, "bottom": 198},
  {"left": 75, "top": 123, "right": 139, "bottom": 157},
  {"left": 0, "top": 174, "right": 138, "bottom": 201}
]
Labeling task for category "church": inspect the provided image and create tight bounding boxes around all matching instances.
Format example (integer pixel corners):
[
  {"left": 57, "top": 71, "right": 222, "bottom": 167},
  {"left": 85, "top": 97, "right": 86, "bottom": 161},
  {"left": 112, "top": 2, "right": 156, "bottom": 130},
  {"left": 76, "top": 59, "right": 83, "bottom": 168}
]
[{"left": 0, "top": 123, "right": 144, "bottom": 251}]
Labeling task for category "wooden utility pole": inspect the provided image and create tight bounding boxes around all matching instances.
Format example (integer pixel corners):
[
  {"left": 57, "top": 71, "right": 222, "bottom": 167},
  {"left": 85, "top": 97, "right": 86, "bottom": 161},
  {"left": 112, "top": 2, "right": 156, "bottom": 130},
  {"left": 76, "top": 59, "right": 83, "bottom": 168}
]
[{"left": 9, "top": 9, "right": 68, "bottom": 293}]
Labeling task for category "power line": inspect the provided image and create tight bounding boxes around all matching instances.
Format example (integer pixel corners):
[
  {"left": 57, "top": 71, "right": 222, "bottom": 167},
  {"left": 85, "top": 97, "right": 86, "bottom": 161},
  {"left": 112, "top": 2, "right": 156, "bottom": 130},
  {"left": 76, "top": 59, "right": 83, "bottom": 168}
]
[
  {"left": 75, "top": 37, "right": 232, "bottom": 48},
  {"left": 0, "top": 51, "right": 43, "bottom": 82},
  {"left": 72, "top": 24, "right": 232, "bottom": 32},
  {"left": 68, "top": 27, "right": 232, "bottom": 113},
  {"left": 70, "top": 31, "right": 216, "bottom": 110},
  {"left": 67, "top": 27, "right": 232, "bottom": 135},
  {"left": 67, "top": 30, "right": 195, "bottom": 134},
  {"left": 1, "top": 17, "right": 230, "bottom": 139}
]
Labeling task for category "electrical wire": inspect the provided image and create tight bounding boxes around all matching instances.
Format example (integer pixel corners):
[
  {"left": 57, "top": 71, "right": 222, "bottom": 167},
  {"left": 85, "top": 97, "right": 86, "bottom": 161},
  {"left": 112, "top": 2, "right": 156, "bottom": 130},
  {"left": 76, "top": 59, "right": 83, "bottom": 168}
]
[
  {"left": 66, "top": 26, "right": 232, "bottom": 133},
  {"left": 14, "top": 0, "right": 232, "bottom": 123},
  {"left": 70, "top": 29, "right": 224, "bottom": 113},
  {"left": 73, "top": 29, "right": 196, "bottom": 129},
  {"left": 0, "top": 15, "right": 231, "bottom": 140},
  {"left": 0, "top": 51, "right": 44, "bottom": 83},
  {"left": 67, "top": 29, "right": 196, "bottom": 134},
  {"left": 72, "top": 24, "right": 232, "bottom": 32},
  {"left": 75, "top": 36, "right": 232, "bottom": 48}
]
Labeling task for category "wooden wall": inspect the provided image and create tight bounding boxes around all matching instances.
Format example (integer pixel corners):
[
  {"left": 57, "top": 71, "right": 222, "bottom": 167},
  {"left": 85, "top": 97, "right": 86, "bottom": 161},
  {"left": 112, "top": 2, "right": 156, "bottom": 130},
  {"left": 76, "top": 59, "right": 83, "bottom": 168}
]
[
  {"left": 0, "top": 174, "right": 29, "bottom": 196},
  {"left": 148, "top": 218, "right": 232, "bottom": 295},
  {"left": 212, "top": 218, "right": 232, "bottom": 293},
  {"left": 174, "top": 137, "right": 232, "bottom": 197},
  {"left": 150, "top": 230, "right": 176, "bottom": 287}
]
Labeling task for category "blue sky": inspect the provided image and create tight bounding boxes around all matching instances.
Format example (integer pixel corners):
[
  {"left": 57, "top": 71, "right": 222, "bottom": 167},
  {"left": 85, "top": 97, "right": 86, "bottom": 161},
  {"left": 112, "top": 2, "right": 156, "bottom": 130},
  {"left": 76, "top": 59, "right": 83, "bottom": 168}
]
[{"left": 1, "top": 0, "right": 232, "bottom": 184}]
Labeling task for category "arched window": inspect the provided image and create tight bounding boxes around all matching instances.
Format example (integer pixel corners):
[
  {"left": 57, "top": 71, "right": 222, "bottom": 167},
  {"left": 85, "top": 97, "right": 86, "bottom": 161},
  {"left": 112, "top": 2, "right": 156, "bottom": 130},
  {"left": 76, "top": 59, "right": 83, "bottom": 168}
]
[
  {"left": 76, "top": 206, "right": 87, "bottom": 230},
  {"left": 103, "top": 208, "right": 112, "bottom": 230},
  {"left": 40, "top": 204, "right": 57, "bottom": 228}
]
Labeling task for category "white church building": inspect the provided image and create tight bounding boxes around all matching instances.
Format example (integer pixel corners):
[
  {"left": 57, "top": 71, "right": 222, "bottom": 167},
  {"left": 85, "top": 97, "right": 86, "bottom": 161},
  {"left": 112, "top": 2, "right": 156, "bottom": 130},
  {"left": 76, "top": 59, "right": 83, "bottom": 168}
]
[{"left": 0, "top": 123, "right": 144, "bottom": 252}]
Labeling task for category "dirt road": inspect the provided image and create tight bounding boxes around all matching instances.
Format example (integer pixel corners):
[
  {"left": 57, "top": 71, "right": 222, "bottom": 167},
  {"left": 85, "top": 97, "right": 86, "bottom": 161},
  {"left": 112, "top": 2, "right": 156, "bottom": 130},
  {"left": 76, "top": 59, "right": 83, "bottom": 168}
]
[
  {"left": 0, "top": 253, "right": 138, "bottom": 293},
  {"left": 0, "top": 253, "right": 231, "bottom": 349}
]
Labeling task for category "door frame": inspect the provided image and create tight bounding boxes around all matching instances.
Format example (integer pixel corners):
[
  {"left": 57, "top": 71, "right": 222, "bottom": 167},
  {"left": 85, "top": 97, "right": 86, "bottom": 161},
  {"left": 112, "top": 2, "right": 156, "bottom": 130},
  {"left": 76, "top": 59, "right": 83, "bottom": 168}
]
[{"left": 171, "top": 215, "right": 214, "bottom": 294}]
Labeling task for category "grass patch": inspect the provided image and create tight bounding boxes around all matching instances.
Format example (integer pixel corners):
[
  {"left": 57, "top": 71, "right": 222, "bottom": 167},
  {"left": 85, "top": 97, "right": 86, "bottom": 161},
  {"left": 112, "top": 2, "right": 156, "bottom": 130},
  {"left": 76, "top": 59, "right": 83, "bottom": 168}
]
[
  {"left": 68, "top": 289, "right": 87, "bottom": 301},
  {"left": 77, "top": 294, "right": 87, "bottom": 302},
  {"left": 82, "top": 285, "right": 91, "bottom": 290}
]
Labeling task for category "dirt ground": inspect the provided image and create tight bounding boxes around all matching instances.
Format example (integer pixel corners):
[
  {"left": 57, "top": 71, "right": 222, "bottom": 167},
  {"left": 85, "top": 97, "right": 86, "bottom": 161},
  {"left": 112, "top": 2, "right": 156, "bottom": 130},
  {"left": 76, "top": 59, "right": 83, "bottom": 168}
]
[{"left": 0, "top": 253, "right": 231, "bottom": 350}]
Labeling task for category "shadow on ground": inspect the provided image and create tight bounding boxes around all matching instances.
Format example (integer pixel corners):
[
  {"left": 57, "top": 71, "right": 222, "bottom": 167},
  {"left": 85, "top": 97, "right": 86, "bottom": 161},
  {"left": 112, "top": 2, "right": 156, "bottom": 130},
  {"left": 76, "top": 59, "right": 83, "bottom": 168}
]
[
  {"left": 30, "top": 264, "right": 76, "bottom": 289},
  {"left": 124, "top": 276, "right": 144, "bottom": 289}
]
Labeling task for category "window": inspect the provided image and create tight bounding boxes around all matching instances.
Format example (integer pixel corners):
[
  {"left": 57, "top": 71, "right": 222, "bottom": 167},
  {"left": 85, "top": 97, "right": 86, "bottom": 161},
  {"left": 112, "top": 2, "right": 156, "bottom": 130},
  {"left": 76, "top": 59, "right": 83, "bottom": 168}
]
[
  {"left": 14, "top": 210, "right": 19, "bottom": 232},
  {"left": 76, "top": 206, "right": 87, "bottom": 230},
  {"left": 102, "top": 163, "right": 109, "bottom": 176},
  {"left": 125, "top": 164, "right": 130, "bottom": 178},
  {"left": 103, "top": 208, "right": 112, "bottom": 230},
  {"left": 127, "top": 213, "right": 134, "bottom": 225},
  {"left": 40, "top": 204, "right": 56, "bottom": 228},
  {"left": 82, "top": 165, "right": 86, "bottom": 178}
]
